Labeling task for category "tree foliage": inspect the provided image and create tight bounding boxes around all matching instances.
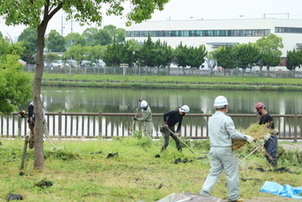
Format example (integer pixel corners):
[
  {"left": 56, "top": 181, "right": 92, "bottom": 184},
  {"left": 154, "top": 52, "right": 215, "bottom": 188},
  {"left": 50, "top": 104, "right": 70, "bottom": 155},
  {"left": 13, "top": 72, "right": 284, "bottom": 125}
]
[
  {"left": 44, "top": 52, "right": 60, "bottom": 64},
  {"left": 0, "top": 37, "right": 32, "bottom": 114},
  {"left": 65, "top": 32, "right": 86, "bottom": 48},
  {"left": 18, "top": 27, "right": 37, "bottom": 64},
  {"left": 0, "top": 0, "right": 170, "bottom": 170},
  {"left": 256, "top": 34, "right": 283, "bottom": 71},
  {"left": 286, "top": 49, "right": 302, "bottom": 77},
  {"left": 93, "top": 29, "right": 112, "bottom": 46},
  {"left": 212, "top": 46, "right": 237, "bottom": 69},
  {"left": 234, "top": 43, "right": 260, "bottom": 69},
  {"left": 46, "top": 30, "right": 66, "bottom": 52}
]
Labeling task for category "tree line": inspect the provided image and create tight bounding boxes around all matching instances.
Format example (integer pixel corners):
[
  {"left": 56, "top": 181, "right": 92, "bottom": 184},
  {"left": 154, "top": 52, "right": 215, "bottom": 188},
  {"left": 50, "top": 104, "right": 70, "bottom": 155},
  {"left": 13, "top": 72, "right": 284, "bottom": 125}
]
[{"left": 6, "top": 26, "right": 302, "bottom": 73}]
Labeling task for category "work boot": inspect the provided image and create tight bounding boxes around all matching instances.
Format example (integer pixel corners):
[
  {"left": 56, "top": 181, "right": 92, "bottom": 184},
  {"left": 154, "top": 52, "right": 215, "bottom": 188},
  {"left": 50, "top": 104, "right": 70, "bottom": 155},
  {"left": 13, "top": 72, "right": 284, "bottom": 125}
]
[
  {"left": 199, "top": 190, "right": 210, "bottom": 196},
  {"left": 228, "top": 198, "right": 244, "bottom": 202}
]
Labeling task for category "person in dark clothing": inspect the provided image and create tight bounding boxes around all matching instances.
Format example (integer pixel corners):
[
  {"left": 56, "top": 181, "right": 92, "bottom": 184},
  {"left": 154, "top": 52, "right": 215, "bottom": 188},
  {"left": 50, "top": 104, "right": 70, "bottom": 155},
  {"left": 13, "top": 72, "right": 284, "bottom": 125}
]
[
  {"left": 161, "top": 105, "right": 190, "bottom": 152},
  {"left": 27, "top": 94, "right": 45, "bottom": 149},
  {"left": 255, "top": 102, "right": 278, "bottom": 167}
]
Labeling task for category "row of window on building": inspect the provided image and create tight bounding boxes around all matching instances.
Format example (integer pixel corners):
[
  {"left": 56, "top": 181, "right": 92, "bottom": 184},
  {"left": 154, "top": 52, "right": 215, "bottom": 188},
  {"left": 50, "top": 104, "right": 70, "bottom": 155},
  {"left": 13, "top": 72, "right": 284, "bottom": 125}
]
[
  {"left": 126, "top": 27, "right": 302, "bottom": 38},
  {"left": 275, "top": 27, "right": 302, "bottom": 33}
]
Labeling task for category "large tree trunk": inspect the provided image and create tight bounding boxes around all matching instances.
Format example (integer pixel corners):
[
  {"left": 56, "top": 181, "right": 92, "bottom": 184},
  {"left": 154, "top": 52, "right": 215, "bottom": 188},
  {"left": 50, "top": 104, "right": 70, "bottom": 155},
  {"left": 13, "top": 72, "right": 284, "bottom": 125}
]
[{"left": 33, "top": 23, "right": 47, "bottom": 170}]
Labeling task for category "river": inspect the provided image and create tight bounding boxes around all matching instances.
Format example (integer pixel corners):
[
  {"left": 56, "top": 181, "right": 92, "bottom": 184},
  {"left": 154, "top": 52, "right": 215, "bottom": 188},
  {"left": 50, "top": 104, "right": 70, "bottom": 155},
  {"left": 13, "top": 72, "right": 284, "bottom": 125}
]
[{"left": 19, "top": 86, "right": 302, "bottom": 115}]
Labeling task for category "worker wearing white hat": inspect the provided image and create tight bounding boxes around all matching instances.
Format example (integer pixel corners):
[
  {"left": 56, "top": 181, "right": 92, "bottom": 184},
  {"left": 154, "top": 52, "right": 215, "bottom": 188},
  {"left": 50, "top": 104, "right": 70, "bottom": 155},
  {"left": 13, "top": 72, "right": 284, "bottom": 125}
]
[
  {"left": 133, "top": 100, "right": 154, "bottom": 137},
  {"left": 161, "top": 105, "right": 190, "bottom": 152},
  {"left": 200, "top": 96, "right": 254, "bottom": 202}
]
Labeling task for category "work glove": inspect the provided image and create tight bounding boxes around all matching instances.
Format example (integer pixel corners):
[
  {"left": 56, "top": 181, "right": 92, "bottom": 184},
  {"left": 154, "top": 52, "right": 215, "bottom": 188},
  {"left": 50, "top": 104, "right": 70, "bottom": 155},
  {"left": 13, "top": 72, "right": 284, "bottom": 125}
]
[
  {"left": 133, "top": 118, "right": 138, "bottom": 121},
  {"left": 163, "top": 122, "right": 168, "bottom": 128},
  {"left": 264, "top": 133, "right": 271, "bottom": 140},
  {"left": 245, "top": 135, "right": 255, "bottom": 143}
]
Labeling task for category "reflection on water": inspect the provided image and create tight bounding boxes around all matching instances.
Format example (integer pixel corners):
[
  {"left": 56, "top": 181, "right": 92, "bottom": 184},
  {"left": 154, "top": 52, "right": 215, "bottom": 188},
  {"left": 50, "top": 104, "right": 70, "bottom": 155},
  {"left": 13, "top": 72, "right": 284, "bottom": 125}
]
[{"left": 19, "top": 86, "right": 302, "bottom": 115}]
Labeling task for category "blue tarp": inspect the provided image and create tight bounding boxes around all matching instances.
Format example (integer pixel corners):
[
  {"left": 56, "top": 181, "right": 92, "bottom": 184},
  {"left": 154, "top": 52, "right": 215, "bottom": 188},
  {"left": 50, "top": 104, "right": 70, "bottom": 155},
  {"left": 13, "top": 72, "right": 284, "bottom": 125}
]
[{"left": 261, "top": 181, "right": 302, "bottom": 199}]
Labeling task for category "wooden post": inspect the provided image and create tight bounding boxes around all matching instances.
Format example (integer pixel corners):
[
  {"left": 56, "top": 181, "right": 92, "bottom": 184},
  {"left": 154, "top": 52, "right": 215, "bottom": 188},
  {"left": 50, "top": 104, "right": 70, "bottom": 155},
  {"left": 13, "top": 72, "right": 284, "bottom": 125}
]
[{"left": 120, "top": 63, "right": 129, "bottom": 76}]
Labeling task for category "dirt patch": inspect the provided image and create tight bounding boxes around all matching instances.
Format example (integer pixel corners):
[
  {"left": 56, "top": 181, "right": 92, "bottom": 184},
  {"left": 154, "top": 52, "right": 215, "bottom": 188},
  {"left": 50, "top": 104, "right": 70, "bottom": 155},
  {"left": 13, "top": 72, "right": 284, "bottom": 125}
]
[{"left": 279, "top": 143, "right": 302, "bottom": 152}]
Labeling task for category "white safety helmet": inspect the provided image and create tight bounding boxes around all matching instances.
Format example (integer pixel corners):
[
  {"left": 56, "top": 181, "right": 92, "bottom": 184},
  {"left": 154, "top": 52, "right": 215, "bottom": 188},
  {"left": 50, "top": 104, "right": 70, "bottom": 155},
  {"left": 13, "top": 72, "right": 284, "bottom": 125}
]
[
  {"left": 179, "top": 105, "right": 190, "bottom": 113},
  {"left": 214, "top": 95, "right": 228, "bottom": 108},
  {"left": 140, "top": 100, "right": 148, "bottom": 109}
]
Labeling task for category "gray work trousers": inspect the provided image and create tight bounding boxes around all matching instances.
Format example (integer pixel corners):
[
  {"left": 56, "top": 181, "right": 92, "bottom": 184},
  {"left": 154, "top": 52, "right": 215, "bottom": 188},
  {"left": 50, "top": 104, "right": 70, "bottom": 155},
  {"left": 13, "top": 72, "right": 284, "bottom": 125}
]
[
  {"left": 161, "top": 127, "right": 182, "bottom": 151},
  {"left": 200, "top": 147, "right": 240, "bottom": 201}
]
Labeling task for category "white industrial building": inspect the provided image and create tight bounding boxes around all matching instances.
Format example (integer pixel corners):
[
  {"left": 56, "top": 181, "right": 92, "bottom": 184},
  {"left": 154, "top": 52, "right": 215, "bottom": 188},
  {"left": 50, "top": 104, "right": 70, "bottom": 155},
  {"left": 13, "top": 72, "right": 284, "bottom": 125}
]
[{"left": 125, "top": 18, "right": 302, "bottom": 57}]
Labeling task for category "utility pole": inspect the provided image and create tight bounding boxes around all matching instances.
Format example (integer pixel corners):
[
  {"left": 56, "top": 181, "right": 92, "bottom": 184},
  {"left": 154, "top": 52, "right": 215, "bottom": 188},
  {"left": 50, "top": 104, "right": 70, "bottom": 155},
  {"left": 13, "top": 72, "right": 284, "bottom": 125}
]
[
  {"left": 70, "top": 18, "right": 73, "bottom": 33},
  {"left": 61, "top": 13, "right": 64, "bottom": 36}
]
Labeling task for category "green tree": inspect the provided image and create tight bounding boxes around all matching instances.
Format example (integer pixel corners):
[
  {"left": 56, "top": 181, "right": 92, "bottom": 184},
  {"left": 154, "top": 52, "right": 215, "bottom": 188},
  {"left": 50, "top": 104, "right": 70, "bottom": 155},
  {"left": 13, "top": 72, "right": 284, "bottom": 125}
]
[
  {"left": 122, "top": 39, "right": 141, "bottom": 66},
  {"left": 103, "top": 42, "right": 123, "bottom": 66},
  {"left": 151, "top": 40, "right": 172, "bottom": 67},
  {"left": 0, "top": 37, "right": 32, "bottom": 113},
  {"left": 173, "top": 42, "right": 187, "bottom": 68},
  {"left": 85, "top": 45, "right": 106, "bottom": 67},
  {"left": 82, "top": 27, "right": 98, "bottom": 46},
  {"left": 46, "top": 30, "right": 66, "bottom": 52},
  {"left": 256, "top": 34, "right": 283, "bottom": 73},
  {"left": 65, "top": 44, "right": 89, "bottom": 69},
  {"left": 212, "top": 45, "right": 237, "bottom": 70},
  {"left": 18, "top": 27, "right": 37, "bottom": 64},
  {"left": 0, "top": 0, "right": 169, "bottom": 170},
  {"left": 286, "top": 49, "right": 302, "bottom": 77},
  {"left": 186, "top": 45, "right": 207, "bottom": 68},
  {"left": 136, "top": 36, "right": 155, "bottom": 67},
  {"left": 93, "top": 29, "right": 112, "bottom": 46},
  {"left": 103, "top": 25, "right": 125, "bottom": 44},
  {"left": 65, "top": 32, "right": 86, "bottom": 49},
  {"left": 234, "top": 43, "right": 261, "bottom": 75},
  {"left": 44, "top": 52, "right": 59, "bottom": 65}
]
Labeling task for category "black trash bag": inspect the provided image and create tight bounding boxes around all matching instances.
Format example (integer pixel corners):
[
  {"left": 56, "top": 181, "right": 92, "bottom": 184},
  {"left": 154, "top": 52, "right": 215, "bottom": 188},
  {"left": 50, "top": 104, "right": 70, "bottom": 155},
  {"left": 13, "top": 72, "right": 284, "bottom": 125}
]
[
  {"left": 6, "top": 193, "right": 23, "bottom": 201},
  {"left": 106, "top": 152, "right": 118, "bottom": 159},
  {"left": 34, "top": 179, "right": 53, "bottom": 188}
]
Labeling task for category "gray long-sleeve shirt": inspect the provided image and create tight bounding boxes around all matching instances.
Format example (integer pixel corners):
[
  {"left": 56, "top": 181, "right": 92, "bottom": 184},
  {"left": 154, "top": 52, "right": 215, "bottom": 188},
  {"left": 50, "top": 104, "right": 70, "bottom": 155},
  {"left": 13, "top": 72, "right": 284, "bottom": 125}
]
[
  {"left": 136, "top": 107, "right": 152, "bottom": 122},
  {"left": 208, "top": 111, "right": 247, "bottom": 147}
]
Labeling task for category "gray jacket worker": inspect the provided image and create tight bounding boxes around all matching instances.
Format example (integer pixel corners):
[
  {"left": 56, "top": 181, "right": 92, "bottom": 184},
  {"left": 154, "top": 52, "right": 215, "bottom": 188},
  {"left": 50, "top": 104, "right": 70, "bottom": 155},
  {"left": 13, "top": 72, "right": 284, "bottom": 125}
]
[
  {"left": 200, "top": 96, "right": 254, "bottom": 202},
  {"left": 133, "top": 100, "right": 154, "bottom": 137}
]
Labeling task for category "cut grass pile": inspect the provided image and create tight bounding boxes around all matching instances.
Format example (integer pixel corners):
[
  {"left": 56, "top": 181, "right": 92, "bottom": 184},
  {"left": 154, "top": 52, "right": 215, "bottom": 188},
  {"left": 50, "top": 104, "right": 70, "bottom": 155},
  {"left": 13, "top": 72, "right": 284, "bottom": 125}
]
[
  {"left": 233, "top": 123, "right": 275, "bottom": 150},
  {"left": 0, "top": 136, "right": 302, "bottom": 202}
]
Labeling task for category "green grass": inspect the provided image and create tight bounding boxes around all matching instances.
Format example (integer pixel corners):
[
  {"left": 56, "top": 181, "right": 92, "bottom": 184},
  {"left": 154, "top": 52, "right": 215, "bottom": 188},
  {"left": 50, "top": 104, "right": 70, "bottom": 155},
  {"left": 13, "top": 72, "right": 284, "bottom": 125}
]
[
  {"left": 39, "top": 73, "right": 302, "bottom": 84},
  {"left": 31, "top": 73, "right": 302, "bottom": 91},
  {"left": 1, "top": 137, "right": 302, "bottom": 201}
]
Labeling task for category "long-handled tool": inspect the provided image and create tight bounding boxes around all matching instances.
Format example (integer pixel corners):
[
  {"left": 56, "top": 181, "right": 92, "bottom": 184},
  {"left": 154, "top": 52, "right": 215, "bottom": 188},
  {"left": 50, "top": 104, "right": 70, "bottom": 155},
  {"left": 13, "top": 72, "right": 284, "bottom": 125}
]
[
  {"left": 238, "top": 142, "right": 263, "bottom": 164},
  {"left": 166, "top": 127, "right": 195, "bottom": 154},
  {"left": 43, "top": 122, "right": 57, "bottom": 150},
  {"left": 129, "top": 93, "right": 144, "bottom": 135}
]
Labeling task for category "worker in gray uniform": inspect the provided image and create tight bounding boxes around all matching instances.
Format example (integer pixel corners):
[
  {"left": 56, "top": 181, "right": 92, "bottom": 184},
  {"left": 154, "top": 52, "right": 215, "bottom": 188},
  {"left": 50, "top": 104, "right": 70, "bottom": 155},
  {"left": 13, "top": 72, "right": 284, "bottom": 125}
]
[
  {"left": 199, "top": 95, "right": 254, "bottom": 202},
  {"left": 133, "top": 100, "right": 154, "bottom": 137}
]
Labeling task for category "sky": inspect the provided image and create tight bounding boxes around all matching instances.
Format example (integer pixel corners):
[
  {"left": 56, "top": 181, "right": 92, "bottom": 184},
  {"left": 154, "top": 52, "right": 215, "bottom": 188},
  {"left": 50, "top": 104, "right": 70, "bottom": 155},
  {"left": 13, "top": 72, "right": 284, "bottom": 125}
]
[{"left": 1, "top": 0, "right": 302, "bottom": 41}]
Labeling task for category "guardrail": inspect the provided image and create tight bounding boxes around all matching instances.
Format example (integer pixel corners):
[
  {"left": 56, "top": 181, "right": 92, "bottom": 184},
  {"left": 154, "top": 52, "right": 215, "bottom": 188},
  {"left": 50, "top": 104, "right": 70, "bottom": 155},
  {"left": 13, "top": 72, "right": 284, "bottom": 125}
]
[{"left": 1, "top": 113, "right": 302, "bottom": 141}]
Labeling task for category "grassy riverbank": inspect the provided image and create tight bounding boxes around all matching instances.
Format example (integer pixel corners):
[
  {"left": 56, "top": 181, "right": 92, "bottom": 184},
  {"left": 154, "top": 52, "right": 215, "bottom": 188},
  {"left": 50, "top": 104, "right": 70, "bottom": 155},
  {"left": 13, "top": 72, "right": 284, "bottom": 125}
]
[
  {"left": 37, "top": 73, "right": 302, "bottom": 91},
  {"left": 1, "top": 136, "right": 302, "bottom": 201}
]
